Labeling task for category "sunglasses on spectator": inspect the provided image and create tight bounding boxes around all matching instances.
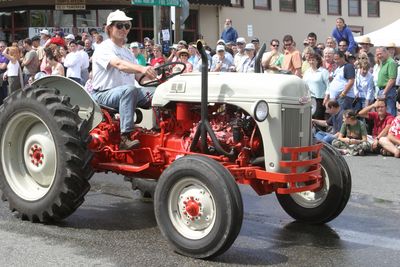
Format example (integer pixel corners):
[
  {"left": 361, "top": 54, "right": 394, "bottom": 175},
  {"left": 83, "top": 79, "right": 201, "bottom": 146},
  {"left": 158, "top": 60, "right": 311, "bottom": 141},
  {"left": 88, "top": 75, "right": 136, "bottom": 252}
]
[
  {"left": 272, "top": 44, "right": 279, "bottom": 47},
  {"left": 114, "top": 22, "right": 131, "bottom": 30}
]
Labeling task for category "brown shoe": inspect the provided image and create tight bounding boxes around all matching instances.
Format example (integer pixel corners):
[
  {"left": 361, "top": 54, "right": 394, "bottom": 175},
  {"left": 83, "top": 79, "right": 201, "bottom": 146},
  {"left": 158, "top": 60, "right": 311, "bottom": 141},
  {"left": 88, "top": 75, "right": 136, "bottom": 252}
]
[{"left": 120, "top": 134, "right": 140, "bottom": 150}]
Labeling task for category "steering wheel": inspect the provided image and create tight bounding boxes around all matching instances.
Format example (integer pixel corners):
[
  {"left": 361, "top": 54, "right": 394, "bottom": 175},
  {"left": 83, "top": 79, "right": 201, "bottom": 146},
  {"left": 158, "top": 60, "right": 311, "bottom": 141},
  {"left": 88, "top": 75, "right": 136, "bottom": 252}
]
[{"left": 139, "top": 62, "right": 187, "bottom": 87}]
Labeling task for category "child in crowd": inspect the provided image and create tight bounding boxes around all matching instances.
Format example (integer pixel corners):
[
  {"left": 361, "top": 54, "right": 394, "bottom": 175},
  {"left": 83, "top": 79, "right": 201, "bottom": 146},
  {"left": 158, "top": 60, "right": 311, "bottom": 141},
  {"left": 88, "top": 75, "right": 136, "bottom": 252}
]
[{"left": 353, "top": 61, "right": 375, "bottom": 111}]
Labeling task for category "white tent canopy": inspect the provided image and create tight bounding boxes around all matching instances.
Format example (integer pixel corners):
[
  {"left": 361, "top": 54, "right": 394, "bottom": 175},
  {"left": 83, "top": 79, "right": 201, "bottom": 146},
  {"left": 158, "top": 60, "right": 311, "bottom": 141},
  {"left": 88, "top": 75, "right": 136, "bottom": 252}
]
[{"left": 355, "top": 19, "right": 400, "bottom": 47}]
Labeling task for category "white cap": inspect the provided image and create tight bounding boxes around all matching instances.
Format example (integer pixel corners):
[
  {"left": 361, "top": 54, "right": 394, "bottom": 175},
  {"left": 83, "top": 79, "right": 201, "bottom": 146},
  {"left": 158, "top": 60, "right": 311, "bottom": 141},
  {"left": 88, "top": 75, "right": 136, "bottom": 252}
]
[
  {"left": 65, "top": 34, "right": 75, "bottom": 40},
  {"left": 106, "top": 9, "right": 132, "bottom": 26},
  {"left": 216, "top": 45, "right": 225, "bottom": 52},
  {"left": 40, "top": 29, "right": 50, "bottom": 36},
  {"left": 130, "top": 42, "right": 139, "bottom": 48},
  {"left": 217, "top": 39, "right": 225, "bottom": 45},
  {"left": 244, "top": 43, "right": 255, "bottom": 50},
  {"left": 236, "top": 37, "right": 246, "bottom": 44}
]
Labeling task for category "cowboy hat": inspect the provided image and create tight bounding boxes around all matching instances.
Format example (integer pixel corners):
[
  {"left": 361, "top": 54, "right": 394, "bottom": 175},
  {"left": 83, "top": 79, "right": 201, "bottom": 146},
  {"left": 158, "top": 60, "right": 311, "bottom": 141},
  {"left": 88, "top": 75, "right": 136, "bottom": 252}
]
[{"left": 358, "top": 36, "right": 373, "bottom": 46}]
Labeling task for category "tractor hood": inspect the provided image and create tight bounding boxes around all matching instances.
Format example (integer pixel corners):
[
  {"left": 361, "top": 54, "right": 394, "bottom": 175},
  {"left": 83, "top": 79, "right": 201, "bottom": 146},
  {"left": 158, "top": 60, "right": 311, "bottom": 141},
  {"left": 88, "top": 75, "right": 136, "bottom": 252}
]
[{"left": 152, "top": 72, "right": 311, "bottom": 107}]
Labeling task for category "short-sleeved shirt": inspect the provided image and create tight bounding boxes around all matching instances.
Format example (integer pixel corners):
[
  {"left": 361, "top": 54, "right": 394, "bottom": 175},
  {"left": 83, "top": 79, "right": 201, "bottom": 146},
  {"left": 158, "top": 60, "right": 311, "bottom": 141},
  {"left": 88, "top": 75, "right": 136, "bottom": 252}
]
[
  {"left": 377, "top": 57, "right": 398, "bottom": 88},
  {"left": 339, "top": 120, "right": 367, "bottom": 140},
  {"left": 328, "top": 63, "right": 355, "bottom": 99},
  {"left": 92, "top": 39, "right": 137, "bottom": 91},
  {"left": 368, "top": 112, "right": 394, "bottom": 138},
  {"left": 22, "top": 50, "right": 39, "bottom": 75},
  {"left": 0, "top": 54, "right": 9, "bottom": 72},
  {"left": 326, "top": 109, "right": 344, "bottom": 134},
  {"left": 282, "top": 49, "right": 302, "bottom": 74},
  {"left": 389, "top": 117, "right": 400, "bottom": 139}
]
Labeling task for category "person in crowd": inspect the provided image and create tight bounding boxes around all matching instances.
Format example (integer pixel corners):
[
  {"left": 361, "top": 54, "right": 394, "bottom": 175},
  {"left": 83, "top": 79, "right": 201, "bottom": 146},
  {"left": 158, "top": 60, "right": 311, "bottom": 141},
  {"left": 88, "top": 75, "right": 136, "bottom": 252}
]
[
  {"left": 262, "top": 39, "right": 283, "bottom": 73},
  {"left": 231, "top": 42, "right": 238, "bottom": 56},
  {"left": 84, "top": 39, "right": 94, "bottom": 72},
  {"left": 378, "top": 104, "right": 400, "bottom": 157},
  {"left": 303, "top": 53, "right": 329, "bottom": 120},
  {"left": 376, "top": 46, "right": 398, "bottom": 117},
  {"left": 238, "top": 43, "right": 256, "bottom": 73},
  {"left": 220, "top": 18, "right": 238, "bottom": 44},
  {"left": 58, "top": 45, "right": 68, "bottom": 66},
  {"left": 92, "top": 33, "right": 104, "bottom": 50},
  {"left": 234, "top": 37, "right": 246, "bottom": 72},
  {"left": 353, "top": 61, "right": 375, "bottom": 110},
  {"left": 211, "top": 45, "right": 234, "bottom": 72},
  {"left": 64, "top": 40, "right": 82, "bottom": 84},
  {"left": 65, "top": 34, "right": 75, "bottom": 46},
  {"left": 332, "top": 17, "right": 357, "bottom": 55},
  {"left": 44, "top": 48, "right": 64, "bottom": 76},
  {"left": 177, "top": 40, "right": 188, "bottom": 50},
  {"left": 175, "top": 48, "right": 193, "bottom": 73},
  {"left": 325, "top": 36, "right": 337, "bottom": 50},
  {"left": 31, "top": 36, "right": 44, "bottom": 67},
  {"left": 357, "top": 36, "right": 375, "bottom": 65},
  {"left": 324, "top": 51, "right": 355, "bottom": 110},
  {"left": 0, "top": 41, "right": 9, "bottom": 105},
  {"left": 337, "top": 40, "right": 349, "bottom": 57},
  {"left": 322, "top": 47, "right": 337, "bottom": 82},
  {"left": 89, "top": 28, "right": 98, "bottom": 39},
  {"left": 130, "top": 42, "right": 146, "bottom": 66},
  {"left": 306, "top": 32, "right": 322, "bottom": 56},
  {"left": 39, "top": 29, "right": 51, "bottom": 47},
  {"left": 303, "top": 38, "right": 309, "bottom": 48},
  {"left": 281, "top": 34, "right": 302, "bottom": 77},
  {"left": 301, "top": 46, "right": 315, "bottom": 75},
  {"left": 251, "top": 37, "right": 260, "bottom": 53},
  {"left": 187, "top": 43, "right": 200, "bottom": 67},
  {"left": 47, "top": 31, "right": 66, "bottom": 47},
  {"left": 77, "top": 40, "right": 90, "bottom": 85},
  {"left": 144, "top": 39, "right": 155, "bottom": 65},
  {"left": 150, "top": 44, "right": 165, "bottom": 67},
  {"left": 332, "top": 110, "right": 370, "bottom": 156},
  {"left": 357, "top": 99, "right": 394, "bottom": 153},
  {"left": 215, "top": 39, "right": 233, "bottom": 62},
  {"left": 225, "top": 41, "right": 235, "bottom": 56},
  {"left": 166, "top": 44, "right": 178, "bottom": 63},
  {"left": 313, "top": 100, "right": 344, "bottom": 144},
  {"left": 386, "top": 42, "right": 398, "bottom": 59},
  {"left": 21, "top": 38, "right": 39, "bottom": 85},
  {"left": 317, "top": 43, "right": 325, "bottom": 51},
  {"left": 81, "top": 32, "right": 91, "bottom": 43},
  {"left": 91, "top": 10, "right": 157, "bottom": 150},
  {"left": 2, "top": 46, "right": 22, "bottom": 95}
]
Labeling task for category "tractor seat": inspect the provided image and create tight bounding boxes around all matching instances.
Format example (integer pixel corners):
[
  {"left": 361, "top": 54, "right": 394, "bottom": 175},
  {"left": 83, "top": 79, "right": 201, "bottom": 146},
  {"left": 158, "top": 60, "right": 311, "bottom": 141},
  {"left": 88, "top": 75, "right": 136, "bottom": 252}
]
[{"left": 99, "top": 104, "right": 118, "bottom": 115}]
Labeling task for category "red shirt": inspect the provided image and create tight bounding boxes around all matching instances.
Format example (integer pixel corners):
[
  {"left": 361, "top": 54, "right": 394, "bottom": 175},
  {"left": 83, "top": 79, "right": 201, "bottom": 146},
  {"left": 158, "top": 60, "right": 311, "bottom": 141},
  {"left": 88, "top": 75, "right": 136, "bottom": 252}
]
[
  {"left": 150, "top": 57, "right": 165, "bottom": 67},
  {"left": 368, "top": 112, "right": 394, "bottom": 137}
]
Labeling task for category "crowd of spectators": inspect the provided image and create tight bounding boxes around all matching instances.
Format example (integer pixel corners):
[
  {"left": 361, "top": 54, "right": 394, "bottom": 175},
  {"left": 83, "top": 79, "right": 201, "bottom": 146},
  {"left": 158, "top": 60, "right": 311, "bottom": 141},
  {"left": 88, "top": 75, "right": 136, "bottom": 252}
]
[{"left": 0, "top": 16, "right": 399, "bottom": 156}]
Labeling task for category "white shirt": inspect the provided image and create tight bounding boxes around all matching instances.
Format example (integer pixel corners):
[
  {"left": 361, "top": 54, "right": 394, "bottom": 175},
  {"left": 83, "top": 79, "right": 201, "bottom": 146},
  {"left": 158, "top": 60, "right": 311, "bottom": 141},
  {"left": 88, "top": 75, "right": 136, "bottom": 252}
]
[
  {"left": 7, "top": 60, "right": 20, "bottom": 76},
  {"left": 78, "top": 49, "right": 90, "bottom": 70},
  {"left": 92, "top": 39, "right": 137, "bottom": 91},
  {"left": 64, "top": 51, "right": 82, "bottom": 79}
]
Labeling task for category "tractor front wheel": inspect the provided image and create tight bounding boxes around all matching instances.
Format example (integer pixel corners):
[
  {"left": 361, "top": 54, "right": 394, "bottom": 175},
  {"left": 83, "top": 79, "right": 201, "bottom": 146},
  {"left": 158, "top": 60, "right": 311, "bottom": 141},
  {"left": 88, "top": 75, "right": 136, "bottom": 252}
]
[{"left": 154, "top": 155, "right": 243, "bottom": 259}]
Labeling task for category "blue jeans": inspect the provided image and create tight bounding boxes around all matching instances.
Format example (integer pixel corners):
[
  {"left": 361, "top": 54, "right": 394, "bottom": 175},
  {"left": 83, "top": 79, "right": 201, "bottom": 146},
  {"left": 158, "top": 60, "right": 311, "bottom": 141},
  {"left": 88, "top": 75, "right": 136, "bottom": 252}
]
[
  {"left": 338, "top": 95, "right": 354, "bottom": 111},
  {"left": 314, "top": 131, "right": 336, "bottom": 144},
  {"left": 378, "top": 87, "right": 397, "bottom": 117},
  {"left": 91, "top": 85, "right": 154, "bottom": 133}
]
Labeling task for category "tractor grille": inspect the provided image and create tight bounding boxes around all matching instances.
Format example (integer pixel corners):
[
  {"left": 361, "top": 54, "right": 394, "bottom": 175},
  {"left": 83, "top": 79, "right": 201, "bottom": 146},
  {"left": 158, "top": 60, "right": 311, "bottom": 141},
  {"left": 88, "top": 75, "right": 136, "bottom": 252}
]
[{"left": 281, "top": 105, "right": 312, "bottom": 149}]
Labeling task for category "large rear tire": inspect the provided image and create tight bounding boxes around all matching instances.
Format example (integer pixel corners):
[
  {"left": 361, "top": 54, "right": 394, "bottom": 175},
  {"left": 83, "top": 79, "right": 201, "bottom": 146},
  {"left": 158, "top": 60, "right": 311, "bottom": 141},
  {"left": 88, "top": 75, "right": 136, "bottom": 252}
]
[
  {"left": 154, "top": 155, "right": 243, "bottom": 259},
  {"left": 276, "top": 144, "right": 351, "bottom": 224},
  {"left": 0, "top": 86, "right": 93, "bottom": 222}
]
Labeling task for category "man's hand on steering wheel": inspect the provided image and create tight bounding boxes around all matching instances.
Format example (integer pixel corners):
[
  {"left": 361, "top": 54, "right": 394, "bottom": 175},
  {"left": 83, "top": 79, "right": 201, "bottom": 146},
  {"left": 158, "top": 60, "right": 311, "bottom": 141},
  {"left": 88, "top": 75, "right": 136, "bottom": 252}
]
[
  {"left": 138, "top": 62, "right": 186, "bottom": 87},
  {"left": 142, "top": 65, "right": 157, "bottom": 80}
]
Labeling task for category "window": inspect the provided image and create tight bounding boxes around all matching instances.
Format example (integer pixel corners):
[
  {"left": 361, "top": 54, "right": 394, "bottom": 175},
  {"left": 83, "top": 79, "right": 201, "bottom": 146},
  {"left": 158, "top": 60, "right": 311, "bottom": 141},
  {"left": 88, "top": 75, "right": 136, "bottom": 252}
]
[
  {"left": 368, "top": 0, "right": 379, "bottom": 17},
  {"left": 280, "top": 0, "right": 296, "bottom": 12},
  {"left": 231, "top": 0, "right": 243, "bottom": 7},
  {"left": 348, "top": 0, "right": 361, "bottom": 16},
  {"left": 327, "top": 0, "right": 341, "bottom": 15},
  {"left": 254, "top": 0, "right": 271, "bottom": 10},
  {"left": 305, "top": 0, "right": 320, "bottom": 14}
]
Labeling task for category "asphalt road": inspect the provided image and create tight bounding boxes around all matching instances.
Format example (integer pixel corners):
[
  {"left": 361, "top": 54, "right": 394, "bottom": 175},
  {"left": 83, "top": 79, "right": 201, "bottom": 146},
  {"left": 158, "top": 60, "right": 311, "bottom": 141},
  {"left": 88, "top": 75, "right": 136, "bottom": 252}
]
[{"left": 0, "top": 154, "right": 399, "bottom": 266}]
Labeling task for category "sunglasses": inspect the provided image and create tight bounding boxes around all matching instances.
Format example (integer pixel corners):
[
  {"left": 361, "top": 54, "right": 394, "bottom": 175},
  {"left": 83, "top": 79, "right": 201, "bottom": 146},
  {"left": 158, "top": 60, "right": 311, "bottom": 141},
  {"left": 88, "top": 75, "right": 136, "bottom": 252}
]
[
  {"left": 114, "top": 22, "right": 131, "bottom": 30},
  {"left": 272, "top": 44, "right": 279, "bottom": 47}
]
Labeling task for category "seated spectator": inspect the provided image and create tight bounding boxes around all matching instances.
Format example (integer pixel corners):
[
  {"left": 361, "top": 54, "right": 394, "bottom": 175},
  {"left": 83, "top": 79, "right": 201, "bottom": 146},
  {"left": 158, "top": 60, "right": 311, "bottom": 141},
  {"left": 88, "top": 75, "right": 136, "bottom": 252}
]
[
  {"left": 312, "top": 100, "right": 343, "bottom": 144},
  {"left": 332, "top": 110, "right": 370, "bottom": 155},
  {"left": 378, "top": 105, "right": 400, "bottom": 157},
  {"left": 358, "top": 99, "right": 394, "bottom": 153},
  {"left": 211, "top": 45, "right": 234, "bottom": 72}
]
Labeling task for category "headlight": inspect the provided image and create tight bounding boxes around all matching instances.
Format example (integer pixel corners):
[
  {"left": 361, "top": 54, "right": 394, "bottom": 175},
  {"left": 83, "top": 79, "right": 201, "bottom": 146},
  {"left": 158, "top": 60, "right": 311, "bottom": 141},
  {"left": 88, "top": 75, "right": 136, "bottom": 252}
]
[
  {"left": 254, "top": 100, "right": 269, "bottom": 122},
  {"left": 311, "top": 97, "right": 317, "bottom": 115}
]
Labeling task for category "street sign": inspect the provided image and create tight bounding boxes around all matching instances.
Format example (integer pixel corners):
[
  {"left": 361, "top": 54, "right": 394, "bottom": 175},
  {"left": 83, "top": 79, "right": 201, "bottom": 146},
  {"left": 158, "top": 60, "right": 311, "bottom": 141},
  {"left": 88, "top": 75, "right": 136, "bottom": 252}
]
[
  {"left": 132, "top": 0, "right": 181, "bottom": 7},
  {"left": 55, "top": 0, "right": 86, "bottom": 10}
]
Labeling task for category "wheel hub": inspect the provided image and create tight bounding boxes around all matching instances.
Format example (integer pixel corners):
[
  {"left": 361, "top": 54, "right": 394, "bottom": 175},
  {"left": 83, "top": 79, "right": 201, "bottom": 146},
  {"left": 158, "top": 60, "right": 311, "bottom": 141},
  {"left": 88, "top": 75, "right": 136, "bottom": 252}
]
[
  {"left": 29, "top": 144, "right": 44, "bottom": 167},
  {"left": 183, "top": 197, "right": 201, "bottom": 219}
]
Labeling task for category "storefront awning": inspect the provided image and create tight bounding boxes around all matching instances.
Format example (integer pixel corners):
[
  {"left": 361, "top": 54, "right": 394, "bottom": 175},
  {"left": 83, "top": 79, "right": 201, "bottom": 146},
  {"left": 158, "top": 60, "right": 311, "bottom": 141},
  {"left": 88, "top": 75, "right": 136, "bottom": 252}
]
[{"left": 188, "top": 0, "right": 231, "bottom": 6}]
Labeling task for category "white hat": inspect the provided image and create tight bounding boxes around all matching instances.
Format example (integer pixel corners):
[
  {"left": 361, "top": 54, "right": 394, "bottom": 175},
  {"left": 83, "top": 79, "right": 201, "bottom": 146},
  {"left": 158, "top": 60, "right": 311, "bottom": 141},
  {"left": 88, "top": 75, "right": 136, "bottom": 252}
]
[
  {"left": 244, "top": 43, "right": 255, "bottom": 50},
  {"left": 236, "top": 37, "right": 246, "bottom": 44},
  {"left": 106, "top": 9, "right": 132, "bottom": 26},
  {"left": 40, "top": 29, "right": 50, "bottom": 36},
  {"left": 65, "top": 34, "right": 75, "bottom": 40},
  {"left": 216, "top": 45, "right": 225, "bottom": 52},
  {"left": 217, "top": 39, "right": 225, "bottom": 45},
  {"left": 130, "top": 42, "right": 139, "bottom": 48}
]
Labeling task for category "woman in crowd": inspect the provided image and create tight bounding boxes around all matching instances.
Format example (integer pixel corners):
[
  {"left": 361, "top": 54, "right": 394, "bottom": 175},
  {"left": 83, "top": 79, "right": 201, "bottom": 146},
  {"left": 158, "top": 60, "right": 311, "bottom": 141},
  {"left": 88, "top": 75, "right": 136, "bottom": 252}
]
[
  {"left": 2, "top": 46, "right": 22, "bottom": 95},
  {"left": 150, "top": 44, "right": 165, "bottom": 67},
  {"left": 301, "top": 46, "right": 315, "bottom": 75},
  {"left": 322, "top": 47, "right": 337, "bottom": 82},
  {"left": 45, "top": 48, "right": 64, "bottom": 76},
  {"left": 175, "top": 48, "right": 193, "bottom": 73}
]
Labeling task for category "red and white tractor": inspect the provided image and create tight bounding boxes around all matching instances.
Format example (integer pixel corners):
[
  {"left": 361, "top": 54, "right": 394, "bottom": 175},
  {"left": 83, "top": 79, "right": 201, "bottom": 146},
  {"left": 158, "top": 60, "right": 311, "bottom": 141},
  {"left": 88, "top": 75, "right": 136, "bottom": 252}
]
[{"left": 0, "top": 42, "right": 351, "bottom": 259}]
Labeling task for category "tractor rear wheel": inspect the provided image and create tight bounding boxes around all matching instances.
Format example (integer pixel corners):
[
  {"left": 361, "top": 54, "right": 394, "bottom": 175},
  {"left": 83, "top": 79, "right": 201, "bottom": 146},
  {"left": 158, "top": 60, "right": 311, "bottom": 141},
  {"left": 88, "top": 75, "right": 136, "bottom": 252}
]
[
  {"left": 0, "top": 86, "right": 93, "bottom": 222},
  {"left": 276, "top": 144, "right": 351, "bottom": 224},
  {"left": 154, "top": 155, "right": 243, "bottom": 259}
]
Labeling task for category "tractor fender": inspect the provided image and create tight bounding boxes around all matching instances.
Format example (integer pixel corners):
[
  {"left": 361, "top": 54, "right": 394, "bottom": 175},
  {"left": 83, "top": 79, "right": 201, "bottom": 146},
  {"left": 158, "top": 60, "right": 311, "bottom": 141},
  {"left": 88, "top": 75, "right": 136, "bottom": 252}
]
[{"left": 32, "top": 76, "right": 103, "bottom": 131}]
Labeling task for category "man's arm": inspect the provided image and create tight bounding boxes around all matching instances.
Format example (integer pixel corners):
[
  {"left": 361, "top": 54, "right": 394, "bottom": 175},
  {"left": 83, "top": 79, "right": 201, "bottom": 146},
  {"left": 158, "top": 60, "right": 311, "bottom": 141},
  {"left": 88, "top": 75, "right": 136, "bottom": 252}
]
[
  {"left": 340, "top": 78, "right": 354, "bottom": 97},
  {"left": 312, "top": 119, "right": 328, "bottom": 127},
  {"left": 358, "top": 102, "right": 376, "bottom": 118},
  {"left": 21, "top": 51, "right": 34, "bottom": 66},
  {"left": 109, "top": 58, "right": 157, "bottom": 81},
  {"left": 383, "top": 78, "right": 396, "bottom": 96}
]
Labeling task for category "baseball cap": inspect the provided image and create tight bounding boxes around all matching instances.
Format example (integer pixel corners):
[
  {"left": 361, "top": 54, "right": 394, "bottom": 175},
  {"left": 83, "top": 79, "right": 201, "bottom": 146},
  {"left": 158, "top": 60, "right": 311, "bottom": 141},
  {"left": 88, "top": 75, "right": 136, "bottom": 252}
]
[
  {"left": 217, "top": 39, "right": 225, "bottom": 45},
  {"left": 251, "top": 37, "right": 260, "bottom": 43},
  {"left": 106, "top": 9, "right": 132, "bottom": 26},
  {"left": 130, "top": 42, "right": 139, "bottom": 48},
  {"left": 65, "top": 34, "right": 75, "bottom": 40},
  {"left": 169, "top": 44, "right": 179, "bottom": 50},
  {"left": 236, "top": 37, "right": 246, "bottom": 44},
  {"left": 138, "top": 43, "right": 144, "bottom": 49},
  {"left": 31, "top": 35, "right": 40, "bottom": 42},
  {"left": 40, "top": 29, "right": 50, "bottom": 36},
  {"left": 178, "top": 40, "right": 187, "bottom": 46},
  {"left": 244, "top": 43, "right": 255, "bottom": 50},
  {"left": 216, "top": 45, "right": 225, "bottom": 52}
]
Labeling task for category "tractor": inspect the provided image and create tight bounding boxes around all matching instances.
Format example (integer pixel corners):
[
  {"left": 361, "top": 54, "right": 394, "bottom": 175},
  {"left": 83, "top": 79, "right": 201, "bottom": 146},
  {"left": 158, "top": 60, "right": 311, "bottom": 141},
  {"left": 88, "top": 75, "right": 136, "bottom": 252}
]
[{"left": 0, "top": 42, "right": 351, "bottom": 259}]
